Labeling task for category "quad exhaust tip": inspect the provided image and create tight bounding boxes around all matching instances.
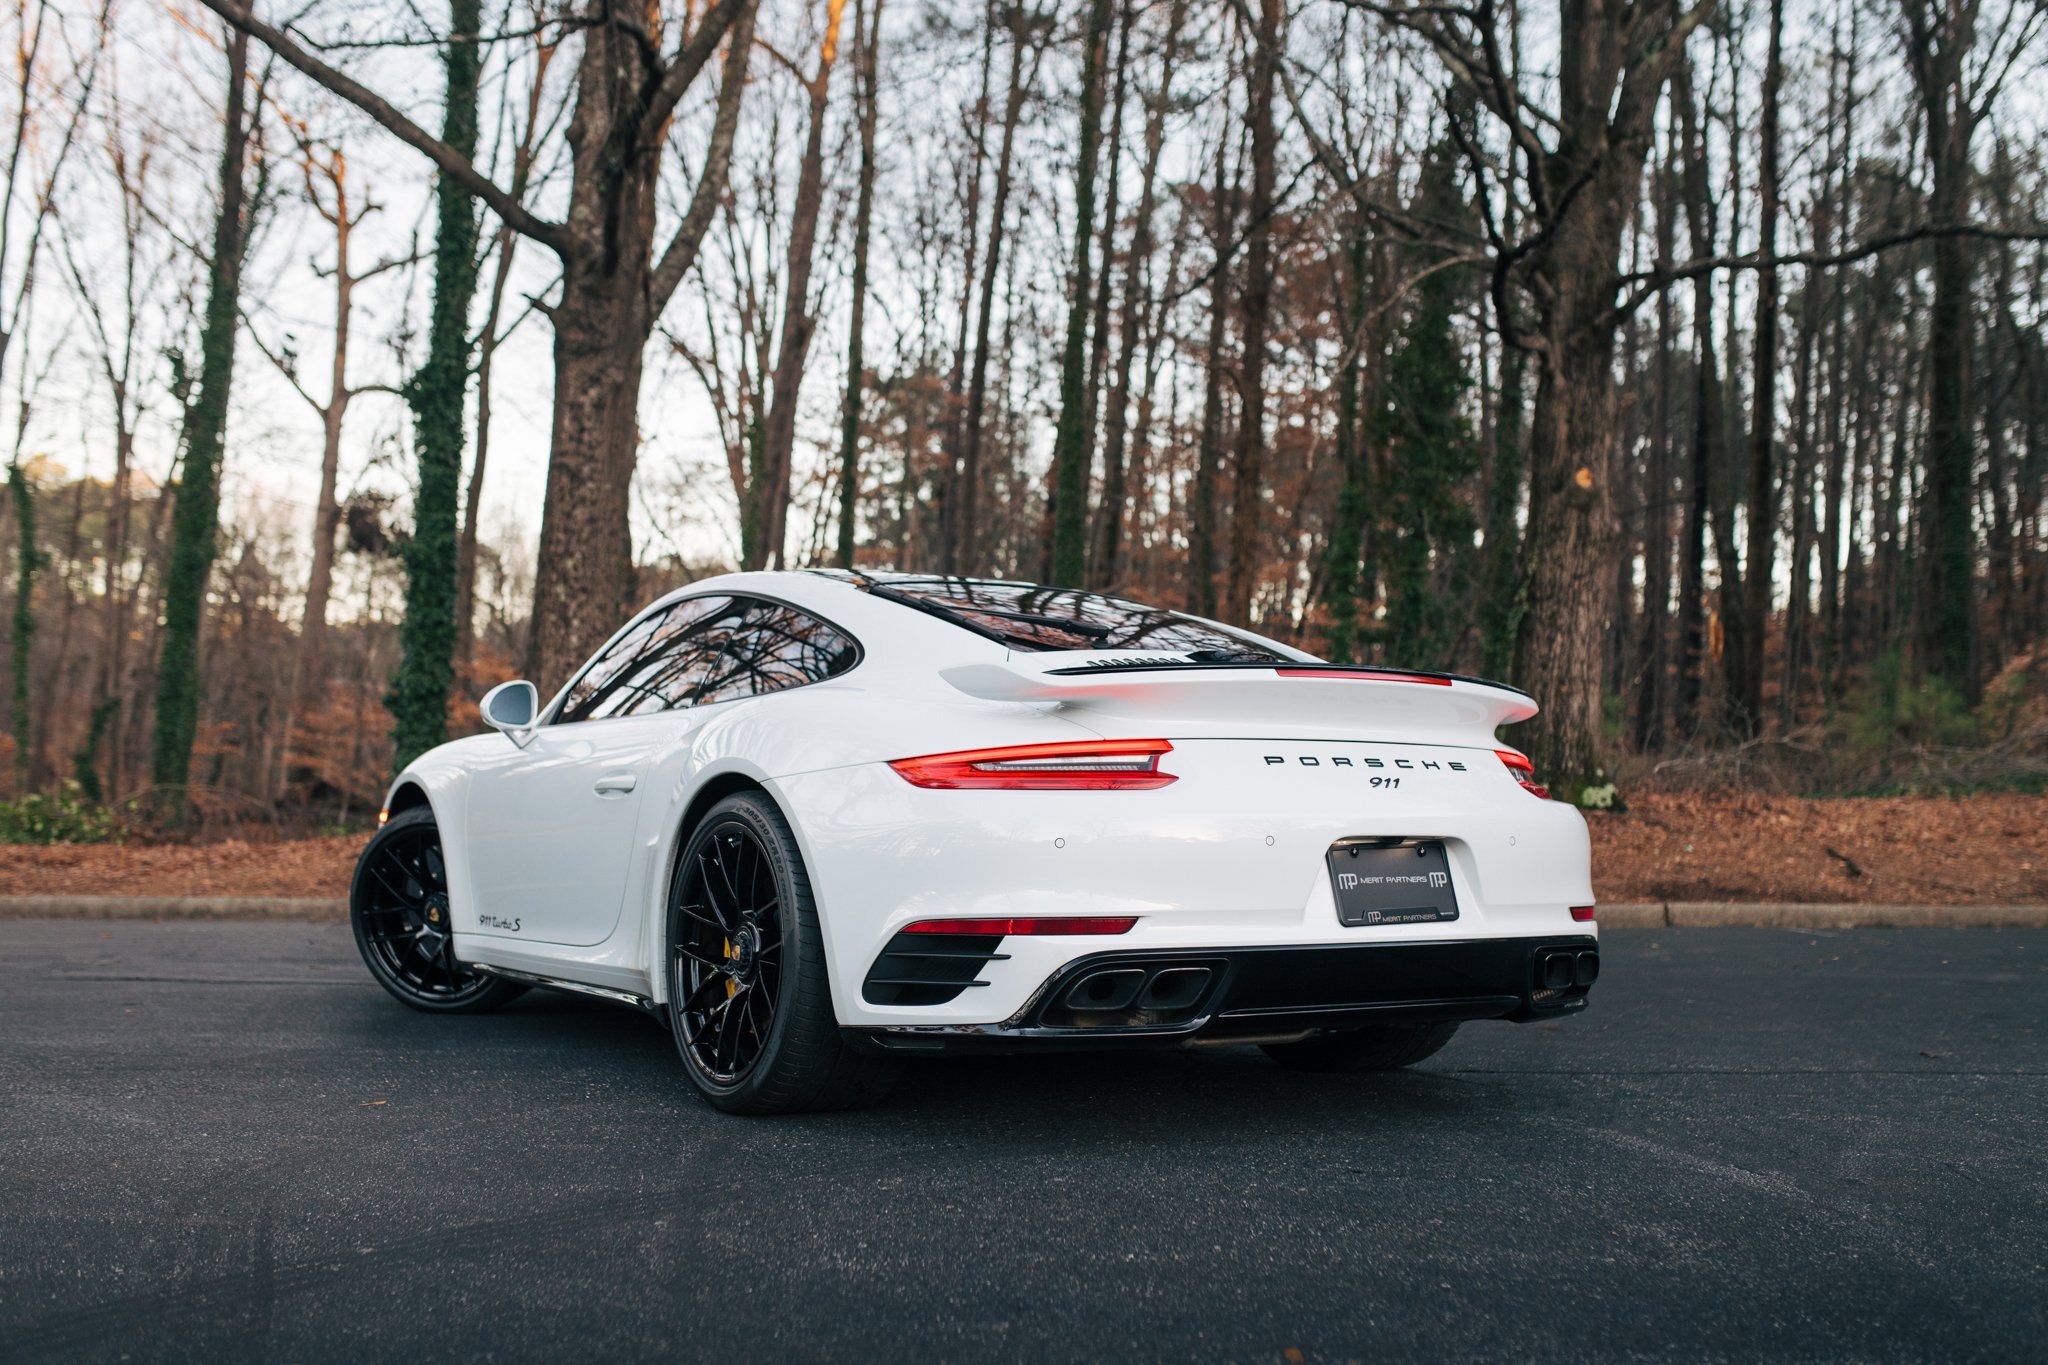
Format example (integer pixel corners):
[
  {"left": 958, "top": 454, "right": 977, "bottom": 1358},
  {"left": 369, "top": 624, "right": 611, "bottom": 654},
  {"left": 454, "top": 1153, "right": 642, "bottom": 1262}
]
[
  {"left": 1056, "top": 964, "right": 1216, "bottom": 1026},
  {"left": 1536, "top": 947, "right": 1599, "bottom": 995}
]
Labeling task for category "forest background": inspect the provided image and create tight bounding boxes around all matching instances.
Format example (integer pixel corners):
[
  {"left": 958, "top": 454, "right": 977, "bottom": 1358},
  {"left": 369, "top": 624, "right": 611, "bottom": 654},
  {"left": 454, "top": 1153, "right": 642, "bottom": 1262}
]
[{"left": 1, "top": 0, "right": 2045, "bottom": 845}]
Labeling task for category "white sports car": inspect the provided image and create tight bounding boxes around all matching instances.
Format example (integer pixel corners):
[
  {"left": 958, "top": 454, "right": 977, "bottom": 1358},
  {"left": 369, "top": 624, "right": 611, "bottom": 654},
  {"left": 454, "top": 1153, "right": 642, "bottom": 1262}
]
[{"left": 353, "top": 570, "right": 1599, "bottom": 1113}]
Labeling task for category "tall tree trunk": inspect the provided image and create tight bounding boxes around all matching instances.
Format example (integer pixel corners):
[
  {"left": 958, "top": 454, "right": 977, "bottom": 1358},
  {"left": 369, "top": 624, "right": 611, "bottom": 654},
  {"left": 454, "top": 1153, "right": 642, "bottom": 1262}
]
[
  {"left": 1319, "top": 220, "right": 1371, "bottom": 662},
  {"left": 1634, "top": 150, "right": 1677, "bottom": 752},
  {"left": 1818, "top": 23, "right": 1857, "bottom": 705},
  {"left": 953, "top": 14, "right": 1033, "bottom": 576},
  {"left": 1673, "top": 56, "right": 1722, "bottom": 737},
  {"left": 938, "top": 2, "right": 997, "bottom": 570},
  {"left": 757, "top": 0, "right": 848, "bottom": 571},
  {"left": 1188, "top": 120, "right": 1234, "bottom": 617},
  {"left": 1732, "top": 0, "right": 1785, "bottom": 735},
  {"left": 1903, "top": 0, "right": 1983, "bottom": 702},
  {"left": 836, "top": 0, "right": 882, "bottom": 570},
  {"left": 1046, "top": 0, "right": 1116, "bottom": 586},
  {"left": 523, "top": 1, "right": 757, "bottom": 688},
  {"left": 294, "top": 172, "right": 357, "bottom": 721},
  {"left": 6, "top": 458, "right": 34, "bottom": 791},
  {"left": 1507, "top": 0, "right": 1708, "bottom": 791},
  {"left": 150, "top": 24, "right": 251, "bottom": 813},
  {"left": 1220, "top": 0, "right": 1280, "bottom": 624},
  {"left": 1090, "top": 0, "right": 1185, "bottom": 591}
]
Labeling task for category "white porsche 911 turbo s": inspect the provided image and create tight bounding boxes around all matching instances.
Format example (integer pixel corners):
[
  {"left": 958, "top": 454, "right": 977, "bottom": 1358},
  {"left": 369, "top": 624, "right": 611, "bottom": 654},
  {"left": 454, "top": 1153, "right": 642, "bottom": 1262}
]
[{"left": 353, "top": 569, "right": 1598, "bottom": 1113}]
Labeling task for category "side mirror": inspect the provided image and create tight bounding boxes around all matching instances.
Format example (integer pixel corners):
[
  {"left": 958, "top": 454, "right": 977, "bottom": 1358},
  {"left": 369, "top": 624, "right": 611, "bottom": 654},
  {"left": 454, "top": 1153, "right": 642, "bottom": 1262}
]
[{"left": 479, "top": 679, "right": 541, "bottom": 749}]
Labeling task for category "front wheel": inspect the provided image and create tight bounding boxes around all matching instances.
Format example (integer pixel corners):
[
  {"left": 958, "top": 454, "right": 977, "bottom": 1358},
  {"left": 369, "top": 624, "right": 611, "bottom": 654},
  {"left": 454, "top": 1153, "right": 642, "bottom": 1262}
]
[
  {"left": 1260, "top": 1021, "right": 1460, "bottom": 1073},
  {"left": 350, "top": 806, "right": 526, "bottom": 1013},
  {"left": 665, "top": 792, "right": 898, "bottom": 1114}
]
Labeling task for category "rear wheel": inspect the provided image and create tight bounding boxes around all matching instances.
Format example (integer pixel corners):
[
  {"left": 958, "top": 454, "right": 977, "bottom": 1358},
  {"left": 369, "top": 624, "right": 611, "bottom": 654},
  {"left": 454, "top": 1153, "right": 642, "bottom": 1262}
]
[
  {"left": 350, "top": 806, "right": 526, "bottom": 1013},
  {"left": 1260, "top": 1021, "right": 1460, "bottom": 1073},
  {"left": 666, "top": 792, "right": 898, "bottom": 1114}
]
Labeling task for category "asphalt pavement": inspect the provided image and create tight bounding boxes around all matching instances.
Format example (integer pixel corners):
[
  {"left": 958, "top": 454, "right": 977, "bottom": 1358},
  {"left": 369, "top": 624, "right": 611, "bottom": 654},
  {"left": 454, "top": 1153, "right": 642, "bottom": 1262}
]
[{"left": 2, "top": 921, "right": 2042, "bottom": 1364}]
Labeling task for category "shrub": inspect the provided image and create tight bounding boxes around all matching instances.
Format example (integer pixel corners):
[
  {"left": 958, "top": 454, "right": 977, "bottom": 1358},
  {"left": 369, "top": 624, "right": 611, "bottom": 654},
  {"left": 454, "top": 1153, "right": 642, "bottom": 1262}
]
[{"left": 0, "top": 784, "right": 123, "bottom": 844}]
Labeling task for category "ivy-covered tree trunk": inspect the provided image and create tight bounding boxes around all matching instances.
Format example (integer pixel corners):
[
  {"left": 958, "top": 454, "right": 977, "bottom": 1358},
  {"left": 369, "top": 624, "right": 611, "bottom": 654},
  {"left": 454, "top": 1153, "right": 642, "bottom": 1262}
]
[
  {"left": 150, "top": 25, "right": 251, "bottom": 815},
  {"left": 1045, "top": 0, "right": 1115, "bottom": 587},
  {"left": 389, "top": 0, "right": 484, "bottom": 771}
]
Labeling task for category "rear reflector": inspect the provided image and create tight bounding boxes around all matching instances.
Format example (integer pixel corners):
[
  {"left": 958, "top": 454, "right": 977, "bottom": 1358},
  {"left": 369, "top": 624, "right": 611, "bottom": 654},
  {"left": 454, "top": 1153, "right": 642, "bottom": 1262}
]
[
  {"left": 1495, "top": 748, "right": 1551, "bottom": 800},
  {"left": 889, "top": 739, "right": 1175, "bottom": 790},
  {"left": 901, "top": 917, "right": 1139, "bottom": 936},
  {"left": 1275, "top": 667, "right": 1451, "bottom": 685},
  {"left": 1570, "top": 905, "right": 1597, "bottom": 922}
]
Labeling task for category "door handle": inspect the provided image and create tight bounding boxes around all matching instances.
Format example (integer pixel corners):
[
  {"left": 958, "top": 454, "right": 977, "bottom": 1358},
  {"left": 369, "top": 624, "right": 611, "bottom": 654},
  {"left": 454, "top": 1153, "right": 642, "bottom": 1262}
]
[{"left": 593, "top": 772, "right": 638, "bottom": 796}]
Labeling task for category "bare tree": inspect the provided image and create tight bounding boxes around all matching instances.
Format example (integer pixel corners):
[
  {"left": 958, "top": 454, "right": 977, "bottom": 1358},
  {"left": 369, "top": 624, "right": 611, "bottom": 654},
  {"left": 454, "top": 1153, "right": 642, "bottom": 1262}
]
[
  {"left": 201, "top": 0, "right": 761, "bottom": 688},
  {"left": 834, "top": 0, "right": 882, "bottom": 569},
  {"left": 753, "top": 0, "right": 849, "bottom": 571}
]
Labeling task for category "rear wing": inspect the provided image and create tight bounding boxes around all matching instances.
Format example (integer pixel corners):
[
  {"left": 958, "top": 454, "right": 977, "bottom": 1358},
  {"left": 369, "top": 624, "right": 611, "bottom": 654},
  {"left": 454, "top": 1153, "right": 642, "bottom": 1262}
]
[{"left": 938, "top": 653, "right": 1537, "bottom": 737}]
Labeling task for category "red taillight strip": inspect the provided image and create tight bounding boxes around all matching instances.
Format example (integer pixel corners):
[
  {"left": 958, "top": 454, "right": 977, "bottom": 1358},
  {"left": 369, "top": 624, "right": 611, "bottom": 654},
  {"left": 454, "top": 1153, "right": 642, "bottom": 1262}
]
[
  {"left": 1570, "top": 906, "right": 1597, "bottom": 922},
  {"left": 1274, "top": 667, "right": 1452, "bottom": 685},
  {"left": 1495, "top": 748, "right": 1552, "bottom": 801},
  {"left": 901, "top": 917, "right": 1139, "bottom": 936},
  {"left": 889, "top": 739, "right": 1176, "bottom": 790}
]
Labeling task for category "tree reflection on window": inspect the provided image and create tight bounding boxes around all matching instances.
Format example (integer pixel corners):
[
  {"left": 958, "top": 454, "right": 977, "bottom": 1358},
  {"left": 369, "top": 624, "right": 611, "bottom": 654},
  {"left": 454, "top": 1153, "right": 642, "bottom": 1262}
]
[{"left": 554, "top": 595, "right": 858, "bottom": 723}]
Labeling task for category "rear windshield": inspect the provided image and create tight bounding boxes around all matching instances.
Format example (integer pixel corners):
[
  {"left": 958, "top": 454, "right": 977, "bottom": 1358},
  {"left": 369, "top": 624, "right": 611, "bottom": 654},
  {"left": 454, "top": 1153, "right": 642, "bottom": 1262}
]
[{"left": 858, "top": 576, "right": 1286, "bottom": 659}]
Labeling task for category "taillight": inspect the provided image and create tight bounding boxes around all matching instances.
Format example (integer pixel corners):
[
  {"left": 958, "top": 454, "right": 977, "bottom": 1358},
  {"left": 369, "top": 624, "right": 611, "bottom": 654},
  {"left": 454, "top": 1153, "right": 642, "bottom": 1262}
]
[
  {"left": 1570, "top": 905, "right": 1596, "bottom": 922},
  {"left": 900, "top": 917, "right": 1138, "bottom": 936},
  {"left": 889, "top": 739, "right": 1176, "bottom": 790},
  {"left": 1496, "top": 748, "right": 1551, "bottom": 800}
]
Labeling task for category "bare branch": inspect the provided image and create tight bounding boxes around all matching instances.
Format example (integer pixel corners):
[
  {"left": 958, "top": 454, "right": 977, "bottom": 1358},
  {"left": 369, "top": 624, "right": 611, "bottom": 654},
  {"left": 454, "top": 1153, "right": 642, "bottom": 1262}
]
[
  {"left": 196, "top": 0, "right": 570, "bottom": 254},
  {"left": 648, "top": 0, "right": 759, "bottom": 315}
]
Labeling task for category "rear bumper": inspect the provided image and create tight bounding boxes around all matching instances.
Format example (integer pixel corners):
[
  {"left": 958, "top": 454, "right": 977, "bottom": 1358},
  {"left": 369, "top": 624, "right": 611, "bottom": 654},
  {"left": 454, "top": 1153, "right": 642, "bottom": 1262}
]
[{"left": 847, "top": 934, "right": 1598, "bottom": 1055}]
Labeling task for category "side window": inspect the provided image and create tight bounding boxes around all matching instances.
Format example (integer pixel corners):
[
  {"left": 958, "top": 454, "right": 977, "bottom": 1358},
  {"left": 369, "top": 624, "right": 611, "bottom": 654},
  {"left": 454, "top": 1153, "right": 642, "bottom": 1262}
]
[
  {"left": 554, "top": 596, "right": 733, "bottom": 723},
  {"left": 694, "top": 599, "right": 861, "bottom": 707}
]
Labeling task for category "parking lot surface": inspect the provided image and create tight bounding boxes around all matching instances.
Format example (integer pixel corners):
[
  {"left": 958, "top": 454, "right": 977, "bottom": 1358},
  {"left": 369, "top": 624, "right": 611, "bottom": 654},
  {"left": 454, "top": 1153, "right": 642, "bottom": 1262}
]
[{"left": 2, "top": 921, "right": 2042, "bottom": 1363}]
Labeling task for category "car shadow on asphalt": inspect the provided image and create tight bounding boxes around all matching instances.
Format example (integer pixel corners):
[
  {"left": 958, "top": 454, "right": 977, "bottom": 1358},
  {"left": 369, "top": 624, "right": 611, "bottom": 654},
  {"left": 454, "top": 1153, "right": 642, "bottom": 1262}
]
[{"left": 397, "top": 988, "right": 1504, "bottom": 1138}]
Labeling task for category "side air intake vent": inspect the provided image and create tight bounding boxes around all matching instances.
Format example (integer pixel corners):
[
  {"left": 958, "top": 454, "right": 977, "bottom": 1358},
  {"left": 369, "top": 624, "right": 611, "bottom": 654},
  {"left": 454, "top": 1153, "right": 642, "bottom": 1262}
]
[{"left": 862, "top": 931, "right": 1009, "bottom": 1007}]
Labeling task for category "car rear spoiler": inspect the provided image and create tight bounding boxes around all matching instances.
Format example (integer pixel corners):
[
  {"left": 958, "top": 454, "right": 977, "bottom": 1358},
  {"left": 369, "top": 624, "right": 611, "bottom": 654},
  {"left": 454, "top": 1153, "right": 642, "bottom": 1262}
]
[{"left": 938, "top": 653, "right": 1538, "bottom": 734}]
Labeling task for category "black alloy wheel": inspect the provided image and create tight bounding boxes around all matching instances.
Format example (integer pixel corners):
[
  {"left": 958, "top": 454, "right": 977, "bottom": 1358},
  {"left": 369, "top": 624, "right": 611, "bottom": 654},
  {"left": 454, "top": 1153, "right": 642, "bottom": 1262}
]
[
  {"left": 672, "top": 815, "right": 785, "bottom": 1082},
  {"left": 350, "top": 806, "right": 525, "bottom": 1013},
  {"left": 665, "top": 792, "right": 897, "bottom": 1114}
]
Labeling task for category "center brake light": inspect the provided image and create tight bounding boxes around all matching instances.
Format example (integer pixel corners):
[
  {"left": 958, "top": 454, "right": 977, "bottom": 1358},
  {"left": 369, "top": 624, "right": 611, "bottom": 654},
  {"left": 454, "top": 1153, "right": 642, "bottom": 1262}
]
[
  {"left": 1496, "top": 748, "right": 1551, "bottom": 801},
  {"left": 889, "top": 739, "right": 1176, "bottom": 790},
  {"left": 1275, "top": 667, "right": 1451, "bottom": 686}
]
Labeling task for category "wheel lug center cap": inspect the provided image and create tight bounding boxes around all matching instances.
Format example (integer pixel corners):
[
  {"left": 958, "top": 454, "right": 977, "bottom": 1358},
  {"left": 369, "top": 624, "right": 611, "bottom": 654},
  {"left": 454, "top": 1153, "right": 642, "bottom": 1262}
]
[{"left": 424, "top": 893, "right": 449, "bottom": 925}]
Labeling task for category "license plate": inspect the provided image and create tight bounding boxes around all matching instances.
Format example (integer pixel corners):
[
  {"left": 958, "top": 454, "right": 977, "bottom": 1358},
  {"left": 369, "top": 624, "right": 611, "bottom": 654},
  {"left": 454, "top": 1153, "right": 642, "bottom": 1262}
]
[{"left": 1327, "top": 840, "right": 1460, "bottom": 926}]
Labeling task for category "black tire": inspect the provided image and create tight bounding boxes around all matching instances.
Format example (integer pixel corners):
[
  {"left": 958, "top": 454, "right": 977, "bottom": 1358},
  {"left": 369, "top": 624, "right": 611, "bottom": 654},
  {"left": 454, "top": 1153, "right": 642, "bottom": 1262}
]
[
  {"left": 350, "top": 806, "right": 527, "bottom": 1013},
  {"left": 1260, "top": 1021, "right": 1460, "bottom": 1073},
  {"left": 665, "top": 792, "right": 899, "bottom": 1114}
]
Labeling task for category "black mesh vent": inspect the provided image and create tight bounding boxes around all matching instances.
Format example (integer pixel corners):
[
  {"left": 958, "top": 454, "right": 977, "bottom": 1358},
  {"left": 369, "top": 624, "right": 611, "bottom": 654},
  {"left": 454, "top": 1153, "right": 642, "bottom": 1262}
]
[{"left": 862, "top": 932, "right": 1008, "bottom": 1006}]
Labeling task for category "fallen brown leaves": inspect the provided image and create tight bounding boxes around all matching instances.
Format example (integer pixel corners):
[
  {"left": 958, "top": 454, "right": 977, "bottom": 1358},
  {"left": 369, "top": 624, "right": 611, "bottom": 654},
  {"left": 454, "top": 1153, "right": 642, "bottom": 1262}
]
[
  {"left": 1588, "top": 791, "right": 2048, "bottom": 905},
  {"left": 0, "top": 792, "right": 2042, "bottom": 905},
  {"left": 0, "top": 835, "right": 361, "bottom": 898}
]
